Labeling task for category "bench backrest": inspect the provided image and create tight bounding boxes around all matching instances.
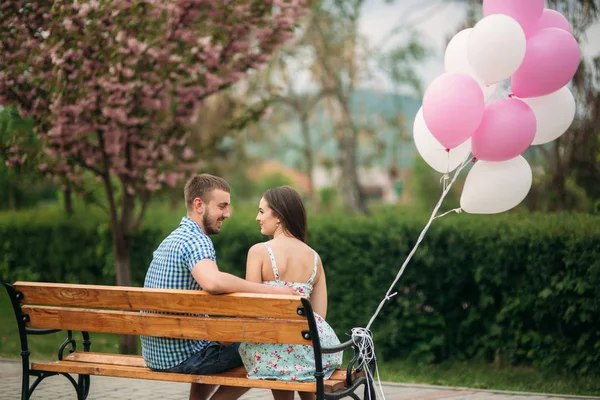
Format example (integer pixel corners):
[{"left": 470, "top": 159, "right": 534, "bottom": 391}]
[{"left": 13, "top": 282, "right": 312, "bottom": 345}]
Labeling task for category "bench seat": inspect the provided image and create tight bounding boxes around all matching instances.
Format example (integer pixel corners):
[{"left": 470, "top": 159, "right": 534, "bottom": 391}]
[{"left": 32, "top": 352, "right": 354, "bottom": 393}]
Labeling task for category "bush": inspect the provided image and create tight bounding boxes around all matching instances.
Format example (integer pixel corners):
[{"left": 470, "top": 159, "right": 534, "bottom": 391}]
[{"left": 1, "top": 206, "right": 599, "bottom": 375}]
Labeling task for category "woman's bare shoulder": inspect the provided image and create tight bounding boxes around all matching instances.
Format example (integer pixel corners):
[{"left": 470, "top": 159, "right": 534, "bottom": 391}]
[{"left": 247, "top": 242, "right": 267, "bottom": 256}]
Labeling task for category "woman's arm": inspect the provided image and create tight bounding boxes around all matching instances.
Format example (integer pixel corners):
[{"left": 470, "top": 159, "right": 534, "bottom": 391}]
[
  {"left": 245, "top": 243, "right": 264, "bottom": 283},
  {"left": 309, "top": 256, "right": 328, "bottom": 318}
]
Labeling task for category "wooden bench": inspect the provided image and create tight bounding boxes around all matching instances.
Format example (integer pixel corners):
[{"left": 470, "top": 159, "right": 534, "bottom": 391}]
[{"left": 4, "top": 282, "right": 375, "bottom": 400}]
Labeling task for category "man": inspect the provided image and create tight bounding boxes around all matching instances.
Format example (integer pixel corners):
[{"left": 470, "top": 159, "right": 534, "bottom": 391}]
[{"left": 141, "top": 174, "right": 295, "bottom": 400}]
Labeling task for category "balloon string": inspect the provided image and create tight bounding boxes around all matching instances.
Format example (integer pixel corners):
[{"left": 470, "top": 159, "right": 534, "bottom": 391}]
[
  {"left": 434, "top": 208, "right": 462, "bottom": 220},
  {"left": 350, "top": 328, "right": 386, "bottom": 400},
  {"left": 365, "top": 155, "right": 472, "bottom": 331},
  {"left": 440, "top": 173, "right": 449, "bottom": 192}
]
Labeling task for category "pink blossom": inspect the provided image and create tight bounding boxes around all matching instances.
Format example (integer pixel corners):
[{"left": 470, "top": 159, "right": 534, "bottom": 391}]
[
  {"left": 182, "top": 147, "right": 194, "bottom": 160},
  {"left": 0, "top": 0, "right": 307, "bottom": 227},
  {"left": 165, "top": 173, "right": 177, "bottom": 188}
]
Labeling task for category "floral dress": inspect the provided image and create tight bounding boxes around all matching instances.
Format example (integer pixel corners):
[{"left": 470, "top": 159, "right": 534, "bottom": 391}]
[{"left": 238, "top": 243, "right": 343, "bottom": 381}]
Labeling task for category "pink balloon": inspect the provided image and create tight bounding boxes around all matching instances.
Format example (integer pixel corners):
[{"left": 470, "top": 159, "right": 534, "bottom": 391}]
[
  {"left": 511, "top": 28, "right": 580, "bottom": 98},
  {"left": 483, "top": 0, "right": 544, "bottom": 32},
  {"left": 472, "top": 98, "right": 536, "bottom": 162},
  {"left": 525, "top": 9, "right": 572, "bottom": 37},
  {"left": 422, "top": 73, "right": 485, "bottom": 149}
]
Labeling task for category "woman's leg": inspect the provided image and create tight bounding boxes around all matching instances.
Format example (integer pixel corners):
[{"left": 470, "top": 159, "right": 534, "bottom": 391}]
[
  {"left": 271, "top": 389, "right": 295, "bottom": 400},
  {"left": 189, "top": 383, "right": 217, "bottom": 400},
  {"left": 299, "top": 391, "right": 316, "bottom": 400},
  {"left": 209, "top": 386, "right": 249, "bottom": 400}
]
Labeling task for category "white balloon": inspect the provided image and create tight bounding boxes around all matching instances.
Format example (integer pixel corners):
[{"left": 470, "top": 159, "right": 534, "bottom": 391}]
[
  {"left": 468, "top": 15, "right": 526, "bottom": 85},
  {"left": 460, "top": 155, "right": 532, "bottom": 214},
  {"left": 413, "top": 107, "right": 472, "bottom": 173},
  {"left": 520, "top": 86, "right": 576, "bottom": 145},
  {"left": 445, "top": 29, "right": 477, "bottom": 76},
  {"left": 445, "top": 29, "right": 500, "bottom": 99}
]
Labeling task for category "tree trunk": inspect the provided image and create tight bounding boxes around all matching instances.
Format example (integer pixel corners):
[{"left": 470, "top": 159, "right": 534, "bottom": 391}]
[
  {"left": 115, "top": 190, "right": 136, "bottom": 354},
  {"left": 8, "top": 184, "right": 17, "bottom": 210},
  {"left": 103, "top": 172, "right": 137, "bottom": 354},
  {"left": 338, "top": 132, "right": 368, "bottom": 214},
  {"left": 299, "top": 116, "right": 318, "bottom": 210},
  {"left": 552, "top": 171, "right": 569, "bottom": 211},
  {"left": 63, "top": 185, "right": 74, "bottom": 215},
  {"left": 551, "top": 141, "right": 569, "bottom": 211},
  {"left": 8, "top": 168, "right": 20, "bottom": 210},
  {"left": 114, "top": 235, "right": 137, "bottom": 354}
]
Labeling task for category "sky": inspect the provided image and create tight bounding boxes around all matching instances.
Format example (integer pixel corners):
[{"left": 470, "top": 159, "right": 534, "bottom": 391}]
[{"left": 359, "top": 0, "right": 600, "bottom": 92}]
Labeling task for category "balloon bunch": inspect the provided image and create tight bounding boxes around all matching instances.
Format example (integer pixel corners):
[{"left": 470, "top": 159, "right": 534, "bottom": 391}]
[{"left": 414, "top": 0, "right": 580, "bottom": 214}]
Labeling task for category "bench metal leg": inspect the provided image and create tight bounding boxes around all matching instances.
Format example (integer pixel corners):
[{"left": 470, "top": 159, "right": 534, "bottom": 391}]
[
  {"left": 4, "top": 283, "right": 91, "bottom": 400},
  {"left": 301, "top": 298, "right": 326, "bottom": 400},
  {"left": 21, "top": 366, "right": 30, "bottom": 400}
]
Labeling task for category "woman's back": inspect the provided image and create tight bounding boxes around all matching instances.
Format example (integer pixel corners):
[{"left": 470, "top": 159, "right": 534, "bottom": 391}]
[
  {"left": 260, "top": 239, "right": 318, "bottom": 299},
  {"left": 261, "top": 238, "right": 318, "bottom": 282},
  {"left": 249, "top": 236, "right": 328, "bottom": 317}
]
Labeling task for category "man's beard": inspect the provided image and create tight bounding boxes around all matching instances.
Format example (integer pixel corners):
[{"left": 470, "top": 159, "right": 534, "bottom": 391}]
[{"left": 202, "top": 212, "right": 222, "bottom": 235}]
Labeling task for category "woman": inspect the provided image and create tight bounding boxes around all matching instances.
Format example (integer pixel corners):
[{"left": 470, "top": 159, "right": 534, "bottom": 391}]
[{"left": 238, "top": 186, "right": 343, "bottom": 400}]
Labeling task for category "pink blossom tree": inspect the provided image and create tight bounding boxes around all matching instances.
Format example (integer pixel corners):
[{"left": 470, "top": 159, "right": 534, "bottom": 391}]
[{"left": 0, "top": 0, "right": 306, "bottom": 350}]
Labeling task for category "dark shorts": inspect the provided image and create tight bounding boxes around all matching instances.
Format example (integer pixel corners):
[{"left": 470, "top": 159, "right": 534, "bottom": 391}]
[{"left": 157, "top": 341, "right": 243, "bottom": 375}]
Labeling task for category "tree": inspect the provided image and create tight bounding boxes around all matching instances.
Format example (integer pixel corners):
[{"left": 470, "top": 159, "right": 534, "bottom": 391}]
[
  {"left": 304, "top": 0, "right": 428, "bottom": 213},
  {"left": 269, "top": 57, "right": 333, "bottom": 209},
  {"left": 0, "top": 0, "right": 306, "bottom": 352},
  {"left": 306, "top": 2, "right": 369, "bottom": 214},
  {"left": 543, "top": 0, "right": 600, "bottom": 211}
]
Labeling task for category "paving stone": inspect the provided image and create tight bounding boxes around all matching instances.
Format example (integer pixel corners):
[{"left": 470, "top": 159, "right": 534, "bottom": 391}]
[{"left": 1, "top": 358, "right": 598, "bottom": 400}]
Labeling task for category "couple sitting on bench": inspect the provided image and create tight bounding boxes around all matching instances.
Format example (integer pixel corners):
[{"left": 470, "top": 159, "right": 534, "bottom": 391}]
[{"left": 141, "top": 174, "right": 342, "bottom": 400}]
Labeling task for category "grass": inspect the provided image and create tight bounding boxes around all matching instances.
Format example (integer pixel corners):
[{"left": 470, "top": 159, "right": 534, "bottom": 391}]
[
  {"left": 376, "top": 359, "right": 600, "bottom": 397},
  {"left": 1, "top": 290, "right": 599, "bottom": 397}
]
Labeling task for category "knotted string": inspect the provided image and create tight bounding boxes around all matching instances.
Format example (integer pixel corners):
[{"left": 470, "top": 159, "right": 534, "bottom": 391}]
[{"left": 350, "top": 327, "right": 385, "bottom": 400}]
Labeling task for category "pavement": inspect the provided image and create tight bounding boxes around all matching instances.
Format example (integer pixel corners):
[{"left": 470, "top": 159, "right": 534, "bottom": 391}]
[{"left": 1, "top": 358, "right": 598, "bottom": 400}]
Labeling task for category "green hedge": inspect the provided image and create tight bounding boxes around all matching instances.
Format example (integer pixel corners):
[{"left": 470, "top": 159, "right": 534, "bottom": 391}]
[{"left": 1, "top": 207, "right": 599, "bottom": 375}]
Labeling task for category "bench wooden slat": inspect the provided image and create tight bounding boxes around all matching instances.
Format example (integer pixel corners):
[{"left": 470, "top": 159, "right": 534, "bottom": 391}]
[
  {"left": 64, "top": 353, "right": 356, "bottom": 382},
  {"left": 14, "top": 282, "right": 305, "bottom": 320},
  {"left": 65, "top": 352, "right": 147, "bottom": 368},
  {"left": 31, "top": 361, "right": 346, "bottom": 393},
  {"left": 23, "top": 306, "right": 311, "bottom": 345}
]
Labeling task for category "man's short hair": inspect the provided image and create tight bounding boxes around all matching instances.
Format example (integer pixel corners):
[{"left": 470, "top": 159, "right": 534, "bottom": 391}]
[{"left": 184, "top": 174, "right": 230, "bottom": 211}]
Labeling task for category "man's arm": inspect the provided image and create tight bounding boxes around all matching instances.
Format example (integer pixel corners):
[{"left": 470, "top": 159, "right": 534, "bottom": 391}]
[{"left": 192, "top": 258, "right": 294, "bottom": 295}]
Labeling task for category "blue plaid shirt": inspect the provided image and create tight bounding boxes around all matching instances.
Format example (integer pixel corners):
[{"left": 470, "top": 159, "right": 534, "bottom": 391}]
[{"left": 141, "top": 216, "right": 215, "bottom": 370}]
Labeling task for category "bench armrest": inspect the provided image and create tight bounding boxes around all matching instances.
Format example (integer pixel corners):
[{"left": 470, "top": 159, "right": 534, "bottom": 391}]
[{"left": 321, "top": 339, "right": 354, "bottom": 354}]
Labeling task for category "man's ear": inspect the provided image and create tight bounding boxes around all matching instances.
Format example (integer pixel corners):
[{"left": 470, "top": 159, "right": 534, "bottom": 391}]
[{"left": 193, "top": 197, "right": 204, "bottom": 214}]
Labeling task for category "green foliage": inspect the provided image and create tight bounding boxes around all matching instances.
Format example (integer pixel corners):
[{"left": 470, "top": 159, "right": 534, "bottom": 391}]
[
  {"left": 1, "top": 206, "right": 599, "bottom": 376},
  {"left": 0, "top": 106, "right": 58, "bottom": 210},
  {"left": 319, "top": 186, "right": 339, "bottom": 211}
]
